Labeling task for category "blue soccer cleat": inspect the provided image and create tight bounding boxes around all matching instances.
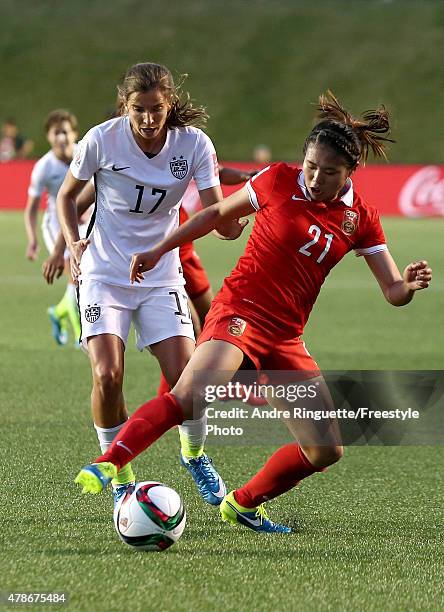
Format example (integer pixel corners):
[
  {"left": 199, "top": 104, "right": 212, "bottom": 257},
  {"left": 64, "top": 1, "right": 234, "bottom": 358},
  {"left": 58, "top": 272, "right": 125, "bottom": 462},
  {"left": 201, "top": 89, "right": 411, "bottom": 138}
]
[
  {"left": 112, "top": 481, "right": 135, "bottom": 506},
  {"left": 180, "top": 452, "right": 226, "bottom": 506},
  {"left": 47, "top": 306, "right": 68, "bottom": 346},
  {"left": 220, "top": 491, "right": 292, "bottom": 533},
  {"left": 74, "top": 462, "right": 118, "bottom": 494}
]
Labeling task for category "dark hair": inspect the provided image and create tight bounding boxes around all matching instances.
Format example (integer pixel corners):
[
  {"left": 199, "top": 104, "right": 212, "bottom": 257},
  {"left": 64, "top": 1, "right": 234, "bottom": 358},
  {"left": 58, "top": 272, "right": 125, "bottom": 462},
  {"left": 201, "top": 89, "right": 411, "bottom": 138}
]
[
  {"left": 303, "top": 90, "right": 394, "bottom": 168},
  {"left": 44, "top": 109, "right": 78, "bottom": 134},
  {"left": 117, "top": 62, "right": 208, "bottom": 128}
]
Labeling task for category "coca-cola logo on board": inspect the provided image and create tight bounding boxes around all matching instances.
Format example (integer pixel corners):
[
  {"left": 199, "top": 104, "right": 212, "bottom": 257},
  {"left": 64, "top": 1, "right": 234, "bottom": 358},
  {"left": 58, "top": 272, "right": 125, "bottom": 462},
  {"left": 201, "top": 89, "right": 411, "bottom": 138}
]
[{"left": 399, "top": 166, "right": 444, "bottom": 217}]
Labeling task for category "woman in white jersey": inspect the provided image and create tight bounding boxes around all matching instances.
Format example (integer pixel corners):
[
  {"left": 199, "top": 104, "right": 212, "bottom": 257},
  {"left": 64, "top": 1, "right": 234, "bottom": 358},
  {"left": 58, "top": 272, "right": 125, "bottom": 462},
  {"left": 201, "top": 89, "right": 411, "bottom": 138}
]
[
  {"left": 24, "top": 110, "right": 87, "bottom": 346},
  {"left": 57, "top": 62, "right": 246, "bottom": 504}
]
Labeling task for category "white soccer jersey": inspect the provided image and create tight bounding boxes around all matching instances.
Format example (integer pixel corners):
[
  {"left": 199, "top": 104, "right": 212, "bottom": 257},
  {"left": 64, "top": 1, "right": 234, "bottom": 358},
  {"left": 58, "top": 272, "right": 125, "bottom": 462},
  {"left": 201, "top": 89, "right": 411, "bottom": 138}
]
[
  {"left": 70, "top": 116, "right": 219, "bottom": 288},
  {"left": 28, "top": 149, "right": 72, "bottom": 246}
]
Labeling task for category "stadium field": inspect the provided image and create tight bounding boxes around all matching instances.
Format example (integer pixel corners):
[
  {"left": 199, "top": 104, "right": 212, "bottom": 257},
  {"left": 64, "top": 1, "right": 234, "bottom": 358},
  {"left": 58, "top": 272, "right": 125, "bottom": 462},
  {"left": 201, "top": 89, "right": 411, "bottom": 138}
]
[{"left": 0, "top": 212, "right": 443, "bottom": 611}]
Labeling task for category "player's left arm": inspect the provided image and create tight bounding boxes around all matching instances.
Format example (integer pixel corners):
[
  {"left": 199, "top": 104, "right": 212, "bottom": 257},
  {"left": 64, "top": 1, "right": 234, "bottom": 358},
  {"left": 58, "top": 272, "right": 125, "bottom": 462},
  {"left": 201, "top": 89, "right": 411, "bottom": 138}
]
[
  {"left": 364, "top": 250, "right": 432, "bottom": 306},
  {"left": 199, "top": 185, "right": 249, "bottom": 240}
]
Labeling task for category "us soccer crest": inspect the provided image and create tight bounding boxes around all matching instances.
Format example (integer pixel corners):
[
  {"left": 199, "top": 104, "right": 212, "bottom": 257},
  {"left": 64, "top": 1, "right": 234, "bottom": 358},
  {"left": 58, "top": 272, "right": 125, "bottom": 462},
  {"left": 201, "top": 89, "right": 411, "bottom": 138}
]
[
  {"left": 341, "top": 210, "right": 359, "bottom": 235},
  {"left": 228, "top": 317, "right": 246, "bottom": 337},
  {"left": 170, "top": 156, "right": 188, "bottom": 179},
  {"left": 85, "top": 305, "right": 101, "bottom": 323}
]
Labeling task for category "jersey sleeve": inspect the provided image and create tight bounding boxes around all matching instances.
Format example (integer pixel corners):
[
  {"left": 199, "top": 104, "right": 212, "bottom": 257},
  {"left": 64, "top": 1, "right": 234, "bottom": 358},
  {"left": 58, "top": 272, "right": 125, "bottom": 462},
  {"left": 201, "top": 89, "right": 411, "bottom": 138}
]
[
  {"left": 245, "top": 163, "right": 281, "bottom": 210},
  {"left": 192, "top": 131, "right": 220, "bottom": 191},
  {"left": 27, "top": 158, "right": 46, "bottom": 198},
  {"left": 354, "top": 206, "right": 388, "bottom": 257},
  {"left": 70, "top": 127, "right": 102, "bottom": 180}
]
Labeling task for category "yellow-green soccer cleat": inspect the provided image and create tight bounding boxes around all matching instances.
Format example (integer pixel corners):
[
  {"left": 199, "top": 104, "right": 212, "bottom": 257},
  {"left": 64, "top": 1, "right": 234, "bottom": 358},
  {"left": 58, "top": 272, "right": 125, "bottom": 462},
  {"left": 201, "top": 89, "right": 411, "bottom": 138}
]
[
  {"left": 220, "top": 491, "right": 292, "bottom": 534},
  {"left": 74, "top": 462, "right": 118, "bottom": 494}
]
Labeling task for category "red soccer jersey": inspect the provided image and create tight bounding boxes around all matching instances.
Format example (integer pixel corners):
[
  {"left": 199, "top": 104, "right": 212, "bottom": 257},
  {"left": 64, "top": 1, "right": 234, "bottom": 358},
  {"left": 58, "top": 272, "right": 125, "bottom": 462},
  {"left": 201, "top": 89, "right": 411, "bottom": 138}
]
[{"left": 214, "top": 163, "right": 387, "bottom": 340}]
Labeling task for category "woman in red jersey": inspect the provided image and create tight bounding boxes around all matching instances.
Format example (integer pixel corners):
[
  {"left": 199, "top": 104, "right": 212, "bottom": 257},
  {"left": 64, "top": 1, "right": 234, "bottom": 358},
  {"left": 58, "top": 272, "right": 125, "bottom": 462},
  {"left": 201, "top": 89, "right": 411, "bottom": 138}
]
[{"left": 75, "top": 92, "right": 432, "bottom": 533}]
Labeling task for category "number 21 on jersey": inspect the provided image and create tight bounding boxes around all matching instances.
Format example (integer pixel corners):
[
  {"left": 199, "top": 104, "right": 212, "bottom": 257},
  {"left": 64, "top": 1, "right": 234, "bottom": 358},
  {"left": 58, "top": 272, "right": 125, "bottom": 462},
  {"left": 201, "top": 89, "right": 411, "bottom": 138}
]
[{"left": 299, "top": 224, "right": 333, "bottom": 263}]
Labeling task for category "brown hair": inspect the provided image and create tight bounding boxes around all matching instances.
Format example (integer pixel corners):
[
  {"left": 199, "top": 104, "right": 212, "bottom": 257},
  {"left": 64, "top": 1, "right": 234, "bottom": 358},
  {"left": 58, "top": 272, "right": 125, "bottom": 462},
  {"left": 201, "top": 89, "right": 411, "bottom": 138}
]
[
  {"left": 303, "top": 90, "right": 394, "bottom": 168},
  {"left": 44, "top": 109, "right": 78, "bottom": 134},
  {"left": 117, "top": 62, "right": 208, "bottom": 128}
]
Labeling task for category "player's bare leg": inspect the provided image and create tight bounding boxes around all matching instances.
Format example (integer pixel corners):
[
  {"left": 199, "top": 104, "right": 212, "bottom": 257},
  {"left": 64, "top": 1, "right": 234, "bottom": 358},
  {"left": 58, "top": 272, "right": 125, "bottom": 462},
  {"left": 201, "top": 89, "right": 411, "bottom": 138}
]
[
  {"left": 153, "top": 336, "right": 241, "bottom": 505},
  {"left": 150, "top": 335, "right": 195, "bottom": 389},
  {"left": 172, "top": 339, "right": 244, "bottom": 415},
  {"left": 191, "top": 287, "right": 213, "bottom": 330},
  {"left": 156, "top": 297, "right": 203, "bottom": 395},
  {"left": 279, "top": 376, "right": 344, "bottom": 468},
  {"left": 87, "top": 333, "right": 135, "bottom": 493},
  {"left": 88, "top": 334, "right": 126, "bottom": 427}
]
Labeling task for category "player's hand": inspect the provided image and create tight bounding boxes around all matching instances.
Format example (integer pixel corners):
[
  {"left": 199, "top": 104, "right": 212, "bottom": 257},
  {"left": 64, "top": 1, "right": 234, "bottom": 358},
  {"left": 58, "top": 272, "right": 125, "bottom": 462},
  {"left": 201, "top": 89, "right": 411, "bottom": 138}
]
[
  {"left": 130, "top": 249, "right": 162, "bottom": 284},
  {"left": 42, "top": 252, "right": 65, "bottom": 284},
  {"left": 403, "top": 260, "right": 432, "bottom": 291},
  {"left": 214, "top": 218, "right": 249, "bottom": 241},
  {"left": 69, "top": 239, "right": 90, "bottom": 285},
  {"left": 26, "top": 241, "right": 39, "bottom": 261}
]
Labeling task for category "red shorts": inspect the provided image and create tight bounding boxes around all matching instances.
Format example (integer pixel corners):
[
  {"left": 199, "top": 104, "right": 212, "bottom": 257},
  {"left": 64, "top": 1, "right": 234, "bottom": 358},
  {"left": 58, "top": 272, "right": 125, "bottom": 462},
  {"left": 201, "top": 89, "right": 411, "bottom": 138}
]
[
  {"left": 197, "top": 300, "right": 319, "bottom": 374},
  {"left": 181, "top": 248, "right": 211, "bottom": 300}
]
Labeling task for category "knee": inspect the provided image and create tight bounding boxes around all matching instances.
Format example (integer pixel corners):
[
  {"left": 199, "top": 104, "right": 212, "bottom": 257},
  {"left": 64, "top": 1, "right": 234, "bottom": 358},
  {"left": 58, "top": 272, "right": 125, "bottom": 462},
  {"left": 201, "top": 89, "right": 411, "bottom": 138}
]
[
  {"left": 172, "top": 380, "right": 206, "bottom": 421},
  {"left": 304, "top": 445, "right": 344, "bottom": 469},
  {"left": 93, "top": 363, "right": 123, "bottom": 394}
]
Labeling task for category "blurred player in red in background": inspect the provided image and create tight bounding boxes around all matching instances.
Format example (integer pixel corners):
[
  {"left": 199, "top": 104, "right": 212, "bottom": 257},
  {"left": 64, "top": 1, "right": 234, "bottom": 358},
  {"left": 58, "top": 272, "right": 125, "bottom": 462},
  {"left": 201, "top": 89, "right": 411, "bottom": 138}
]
[{"left": 75, "top": 91, "right": 432, "bottom": 533}]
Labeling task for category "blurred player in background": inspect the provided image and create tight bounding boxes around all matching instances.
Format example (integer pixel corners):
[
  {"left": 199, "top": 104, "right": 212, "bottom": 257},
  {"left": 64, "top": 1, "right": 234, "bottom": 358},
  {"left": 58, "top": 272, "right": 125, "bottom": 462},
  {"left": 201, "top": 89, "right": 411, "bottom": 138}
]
[
  {"left": 75, "top": 91, "right": 432, "bottom": 533},
  {"left": 24, "top": 110, "right": 87, "bottom": 346},
  {"left": 252, "top": 144, "right": 272, "bottom": 165},
  {"left": 57, "top": 62, "right": 248, "bottom": 505}
]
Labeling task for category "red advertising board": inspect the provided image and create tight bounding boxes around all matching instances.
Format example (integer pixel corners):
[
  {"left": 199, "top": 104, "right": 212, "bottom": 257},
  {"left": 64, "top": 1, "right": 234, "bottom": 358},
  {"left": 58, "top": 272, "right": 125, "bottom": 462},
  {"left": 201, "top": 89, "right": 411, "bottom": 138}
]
[{"left": 1, "top": 160, "right": 443, "bottom": 216}]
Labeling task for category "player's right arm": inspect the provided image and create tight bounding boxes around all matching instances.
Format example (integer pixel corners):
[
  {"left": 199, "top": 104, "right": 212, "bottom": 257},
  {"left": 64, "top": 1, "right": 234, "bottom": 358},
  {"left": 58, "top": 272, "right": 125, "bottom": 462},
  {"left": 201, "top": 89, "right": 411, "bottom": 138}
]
[
  {"left": 44, "top": 181, "right": 95, "bottom": 283},
  {"left": 56, "top": 170, "right": 90, "bottom": 282},
  {"left": 24, "top": 194, "right": 41, "bottom": 260},
  {"left": 130, "top": 186, "right": 253, "bottom": 283}
]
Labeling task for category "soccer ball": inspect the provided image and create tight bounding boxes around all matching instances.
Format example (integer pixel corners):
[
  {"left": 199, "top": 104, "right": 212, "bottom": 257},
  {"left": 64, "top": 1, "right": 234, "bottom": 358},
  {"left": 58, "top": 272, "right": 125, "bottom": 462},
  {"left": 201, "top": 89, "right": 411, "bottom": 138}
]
[{"left": 114, "top": 481, "right": 186, "bottom": 552}]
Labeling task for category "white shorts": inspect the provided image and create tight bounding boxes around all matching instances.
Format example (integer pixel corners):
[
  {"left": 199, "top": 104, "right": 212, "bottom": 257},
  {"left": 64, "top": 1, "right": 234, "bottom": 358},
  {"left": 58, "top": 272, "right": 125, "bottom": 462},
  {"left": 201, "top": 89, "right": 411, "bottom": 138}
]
[
  {"left": 42, "top": 213, "right": 88, "bottom": 258},
  {"left": 78, "top": 280, "right": 195, "bottom": 351}
]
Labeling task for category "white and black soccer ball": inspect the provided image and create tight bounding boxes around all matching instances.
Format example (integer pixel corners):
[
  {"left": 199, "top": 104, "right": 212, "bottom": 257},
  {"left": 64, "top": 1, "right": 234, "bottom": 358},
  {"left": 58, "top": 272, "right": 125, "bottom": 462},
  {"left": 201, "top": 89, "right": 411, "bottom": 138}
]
[{"left": 114, "top": 481, "right": 186, "bottom": 552}]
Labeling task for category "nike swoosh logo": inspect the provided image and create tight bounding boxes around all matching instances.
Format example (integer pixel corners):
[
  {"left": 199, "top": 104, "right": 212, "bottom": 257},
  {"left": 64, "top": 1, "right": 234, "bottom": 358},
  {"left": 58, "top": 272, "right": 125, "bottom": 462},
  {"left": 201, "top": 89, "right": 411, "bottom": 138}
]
[
  {"left": 212, "top": 477, "right": 227, "bottom": 498},
  {"left": 292, "top": 195, "right": 306, "bottom": 201},
  {"left": 112, "top": 164, "right": 130, "bottom": 172},
  {"left": 226, "top": 500, "right": 262, "bottom": 527},
  {"left": 116, "top": 441, "right": 134, "bottom": 455}
]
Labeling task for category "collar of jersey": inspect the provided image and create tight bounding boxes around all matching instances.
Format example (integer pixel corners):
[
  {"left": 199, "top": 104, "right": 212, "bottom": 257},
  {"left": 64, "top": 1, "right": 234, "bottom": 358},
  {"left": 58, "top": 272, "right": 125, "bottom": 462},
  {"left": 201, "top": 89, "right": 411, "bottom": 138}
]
[
  {"left": 297, "top": 170, "right": 354, "bottom": 207},
  {"left": 123, "top": 115, "right": 170, "bottom": 160}
]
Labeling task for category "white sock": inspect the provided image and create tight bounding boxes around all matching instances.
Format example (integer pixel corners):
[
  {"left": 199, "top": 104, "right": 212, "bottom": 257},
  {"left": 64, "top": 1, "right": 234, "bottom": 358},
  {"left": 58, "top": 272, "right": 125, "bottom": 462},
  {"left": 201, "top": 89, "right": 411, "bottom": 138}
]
[
  {"left": 178, "top": 413, "right": 207, "bottom": 459},
  {"left": 94, "top": 422, "right": 125, "bottom": 453},
  {"left": 93, "top": 421, "right": 135, "bottom": 485}
]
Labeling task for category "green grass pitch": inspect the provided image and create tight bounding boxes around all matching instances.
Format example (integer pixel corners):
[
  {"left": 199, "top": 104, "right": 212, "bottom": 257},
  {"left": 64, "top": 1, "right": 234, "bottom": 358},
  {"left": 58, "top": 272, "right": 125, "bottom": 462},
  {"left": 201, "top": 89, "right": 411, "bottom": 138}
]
[{"left": 0, "top": 212, "right": 443, "bottom": 611}]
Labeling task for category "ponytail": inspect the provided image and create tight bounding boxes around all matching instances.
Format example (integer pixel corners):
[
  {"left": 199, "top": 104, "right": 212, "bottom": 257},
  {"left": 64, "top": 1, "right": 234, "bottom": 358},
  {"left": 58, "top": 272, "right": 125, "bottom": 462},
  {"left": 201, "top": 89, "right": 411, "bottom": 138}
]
[{"left": 304, "top": 90, "right": 395, "bottom": 167}]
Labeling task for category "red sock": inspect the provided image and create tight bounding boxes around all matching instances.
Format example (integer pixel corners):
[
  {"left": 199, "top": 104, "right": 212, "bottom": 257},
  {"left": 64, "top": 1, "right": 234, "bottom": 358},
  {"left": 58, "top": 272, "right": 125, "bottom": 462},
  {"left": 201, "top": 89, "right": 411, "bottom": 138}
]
[
  {"left": 234, "top": 443, "right": 322, "bottom": 508},
  {"left": 157, "top": 373, "right": 171, "bottom": 396},
  {"left": 95, "top": 392, "right": 184, "bottom": 470}
]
